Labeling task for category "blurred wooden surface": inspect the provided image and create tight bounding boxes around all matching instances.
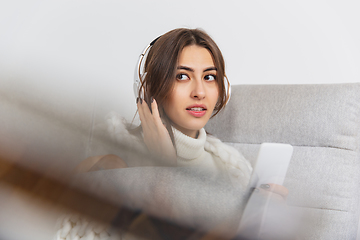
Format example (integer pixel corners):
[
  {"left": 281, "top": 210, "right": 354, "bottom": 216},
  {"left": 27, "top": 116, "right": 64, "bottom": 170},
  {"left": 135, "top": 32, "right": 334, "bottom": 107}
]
[
  {"left": 0, "top": 158, "right": 232, "bottom": 240},
  {"left": 0, "top": 157, "right": 120, "bottom": 221}
]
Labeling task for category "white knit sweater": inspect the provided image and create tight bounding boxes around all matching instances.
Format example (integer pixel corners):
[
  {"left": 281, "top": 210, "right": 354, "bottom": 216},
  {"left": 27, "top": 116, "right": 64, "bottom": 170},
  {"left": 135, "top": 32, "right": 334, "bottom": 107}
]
[
  {"left": 104, "top": 112, "right": 252, "bottom": 189},
  {"left": 173, "top": 126, "right": 252, "bottom": 189},
  {"left": 55, "top": 112, "right": 253, "bottom": 240}
]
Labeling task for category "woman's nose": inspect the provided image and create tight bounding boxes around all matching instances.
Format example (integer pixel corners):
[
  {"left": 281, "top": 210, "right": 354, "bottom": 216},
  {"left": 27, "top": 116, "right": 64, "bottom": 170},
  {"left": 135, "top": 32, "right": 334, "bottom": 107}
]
[{"left": 191, "top": 78, "right": 205, "bottom": 100}]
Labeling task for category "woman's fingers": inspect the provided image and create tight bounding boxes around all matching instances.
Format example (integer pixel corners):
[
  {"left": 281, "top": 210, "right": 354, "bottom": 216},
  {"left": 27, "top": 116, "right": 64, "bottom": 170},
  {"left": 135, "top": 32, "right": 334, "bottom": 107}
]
[
  {"left": 74, "top": 154, "right": 127, "bottom": 173},
  {"left": 89, "top": 154, "right": 128, "bottom": 171},
  {"left": 137, "top": 98, "right": 149, "bottom": 123},
  {"left": 137, "top": 98, "right": 145, "bottom": 123},
  {"left": 138, "top": 98, "right": 155, "bottom": 134},
  {"left": 136, "top": 97, "right": 176, "bottom": 166},
  {"left": 138, "top": 98, "right": 159, "bottom": 123},
  {"left": 151, "top": 98, "right": 167, "bottom": 128},
  {"left": 137, "top": 97, "right": 163, "bottom": 129},
  {"left": 150, "top": 98, "right": 160, "bottom": 119},
  {"left": 260, "top": 183, "right": 289, "bottom": 199},
  {"left": 138, "top": 98, "right": 157, "bottom": 134}
]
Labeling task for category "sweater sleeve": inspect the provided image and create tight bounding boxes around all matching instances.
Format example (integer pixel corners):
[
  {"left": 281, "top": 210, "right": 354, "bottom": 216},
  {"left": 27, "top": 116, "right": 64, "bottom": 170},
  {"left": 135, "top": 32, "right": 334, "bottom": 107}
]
[
  {"left": 105, "top": 112, "right": 147, "bottom": 153},
  {"left": 204, "top": 135, "right": 253, "bottom": 189}
]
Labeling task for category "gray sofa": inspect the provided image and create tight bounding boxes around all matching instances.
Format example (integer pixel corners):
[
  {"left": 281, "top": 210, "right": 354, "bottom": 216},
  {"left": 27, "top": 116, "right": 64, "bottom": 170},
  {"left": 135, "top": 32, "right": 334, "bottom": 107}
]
[
  {"left": 77, "top": 83, "right": 360, "bottom": 239},
  {"left": 206, "top": 83, "right": 360, "bottom": 239}
]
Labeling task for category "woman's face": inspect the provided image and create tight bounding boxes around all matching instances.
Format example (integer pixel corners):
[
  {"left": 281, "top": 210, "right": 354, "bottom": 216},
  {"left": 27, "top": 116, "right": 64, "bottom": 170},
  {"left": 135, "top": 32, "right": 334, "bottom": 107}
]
[{"left": 163, "top": 45, "right": 219, "bottom": 138}]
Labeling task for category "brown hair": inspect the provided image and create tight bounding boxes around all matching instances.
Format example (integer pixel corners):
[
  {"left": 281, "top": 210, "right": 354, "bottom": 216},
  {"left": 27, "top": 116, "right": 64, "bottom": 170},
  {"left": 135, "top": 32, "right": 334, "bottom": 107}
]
[{"left": 138, "top": 28, "right": 228, "bottom": 146}]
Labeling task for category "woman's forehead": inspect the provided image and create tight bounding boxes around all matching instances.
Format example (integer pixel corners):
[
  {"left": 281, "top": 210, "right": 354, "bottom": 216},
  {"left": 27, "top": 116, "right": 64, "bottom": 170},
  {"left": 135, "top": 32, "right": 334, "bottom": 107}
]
[{"left": 178, "top": 45, "right": 215, "bottom": 68}]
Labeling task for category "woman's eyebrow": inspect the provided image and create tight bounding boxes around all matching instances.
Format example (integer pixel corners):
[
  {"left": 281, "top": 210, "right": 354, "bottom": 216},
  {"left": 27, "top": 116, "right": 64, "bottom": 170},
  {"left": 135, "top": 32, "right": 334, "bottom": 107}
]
[
  {"left": 177, "top": 66, "right": 194, "bottom": 72},
  {"left": 204, "top": 67, "right": 217, "bottom": 72},
  {"left": 177, "top": 66, "right": 217, "bottom": 72}
]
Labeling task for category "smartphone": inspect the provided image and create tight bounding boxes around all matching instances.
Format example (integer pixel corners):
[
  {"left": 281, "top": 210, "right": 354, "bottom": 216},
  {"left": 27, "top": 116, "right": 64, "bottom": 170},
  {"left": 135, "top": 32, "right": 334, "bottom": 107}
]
[
  {"left": 238, "top": 143, "right": 294, "bottom": 237},
  {"left": 247, "top": 143, "right": 293, "bottom": 190}
]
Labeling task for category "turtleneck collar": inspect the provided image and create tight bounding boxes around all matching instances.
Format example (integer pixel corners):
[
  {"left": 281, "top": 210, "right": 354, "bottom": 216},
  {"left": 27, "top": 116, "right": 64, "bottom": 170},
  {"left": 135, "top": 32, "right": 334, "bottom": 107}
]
[{"left": 172, "top": 127, "right": 206, "bottom": 160}]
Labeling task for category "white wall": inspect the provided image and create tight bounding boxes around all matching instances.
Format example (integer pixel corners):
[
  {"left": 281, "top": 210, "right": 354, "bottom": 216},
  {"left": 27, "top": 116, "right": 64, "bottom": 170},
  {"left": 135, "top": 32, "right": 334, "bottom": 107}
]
[{"left": 0, "top": 0, "right": 359, "bottom": 122}]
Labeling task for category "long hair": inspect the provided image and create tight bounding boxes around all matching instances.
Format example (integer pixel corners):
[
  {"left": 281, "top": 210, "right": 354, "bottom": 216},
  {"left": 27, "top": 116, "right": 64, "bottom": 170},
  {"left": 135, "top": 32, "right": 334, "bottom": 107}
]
[{"left": 139, "top": 28, "right": 228, "bottom": 147}]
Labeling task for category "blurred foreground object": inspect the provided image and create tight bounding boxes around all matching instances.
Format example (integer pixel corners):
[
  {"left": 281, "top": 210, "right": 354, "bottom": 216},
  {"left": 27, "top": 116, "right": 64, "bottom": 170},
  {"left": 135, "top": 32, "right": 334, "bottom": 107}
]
[{"left": 1, "top": 83, "right": 360, "bottom": 239}]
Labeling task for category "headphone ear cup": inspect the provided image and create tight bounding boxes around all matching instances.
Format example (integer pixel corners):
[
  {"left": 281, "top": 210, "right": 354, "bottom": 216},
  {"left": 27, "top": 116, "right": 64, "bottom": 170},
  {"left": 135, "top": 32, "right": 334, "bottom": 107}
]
[
  {"left": 133, "top": 72, "right": 146, "bottom": 99},
  {"left": 133, "top": 79, "right": 140, "bottom": 99},
  {"left": 224, "top": 76, "right": 231, "bottom": 105},
  {"left": 139, "top": 72, "right": 146, "bottom": 99}
]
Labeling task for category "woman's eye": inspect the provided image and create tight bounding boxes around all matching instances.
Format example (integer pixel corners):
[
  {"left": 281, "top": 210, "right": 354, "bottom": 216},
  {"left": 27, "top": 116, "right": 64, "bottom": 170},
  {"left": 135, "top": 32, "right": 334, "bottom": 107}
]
[
  {"left": 176, "top": 73, "right": 189, "bottom": 81},
  {"left": 204, "top": 74, "right": 216, "bottom": 81}
]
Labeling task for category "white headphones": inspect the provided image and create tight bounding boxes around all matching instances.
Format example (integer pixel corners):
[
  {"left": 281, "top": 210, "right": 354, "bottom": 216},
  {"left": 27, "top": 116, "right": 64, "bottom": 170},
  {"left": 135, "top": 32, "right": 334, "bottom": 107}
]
[
  {"left": 133, "top": 36, "right": 231, "bottom": 105},
  {"left": 133, "top": 36, "right": 161, "bottom": 99}
]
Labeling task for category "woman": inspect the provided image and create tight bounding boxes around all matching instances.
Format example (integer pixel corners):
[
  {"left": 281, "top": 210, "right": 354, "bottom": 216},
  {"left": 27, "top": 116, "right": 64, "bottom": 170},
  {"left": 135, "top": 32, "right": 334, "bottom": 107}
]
[
  {"left": 77, "top": 28, "right": 253, "bottom": 189},
  {"left": 135, "top": 28, "right": 252, "bottom": 189},
  {"left": 63, "top": 28, "right": 289, "bottom": 240},
  {"left": 135, "top": 28, "right": 287, "bottom": 196}
]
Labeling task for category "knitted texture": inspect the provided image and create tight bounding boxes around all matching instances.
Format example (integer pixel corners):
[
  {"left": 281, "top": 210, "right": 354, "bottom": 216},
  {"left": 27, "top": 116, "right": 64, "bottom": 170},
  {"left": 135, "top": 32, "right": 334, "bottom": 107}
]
[
  {"left": 205, "top": 135, "right": 252, "bottom": 189},
  {"left": 104, "top": 112, "right": 147, "bottom": 154},
  {"left": 54, "top": 214, "right": 120, "bottom": 240},
  {"left": 105, "top": 113, "right": 252, "bottom": 189},
  {"left": 55, "top": 113, "right": 253, "bottom": 239}
]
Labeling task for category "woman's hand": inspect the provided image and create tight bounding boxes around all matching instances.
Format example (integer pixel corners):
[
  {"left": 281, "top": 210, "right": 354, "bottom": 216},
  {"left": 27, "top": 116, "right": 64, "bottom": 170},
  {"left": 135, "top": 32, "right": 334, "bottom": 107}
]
[
  {"left": 238, "top": 184, "right": 293, "bottom": 239},
  {"left": 74, "top": 154, "right": 128, "bottom": 173},
  {"left": 257, "top": 183, "right": 289, "bottom": 201},
  {"left": 137, "top": 97, "right": 177, "bottom": 166}
]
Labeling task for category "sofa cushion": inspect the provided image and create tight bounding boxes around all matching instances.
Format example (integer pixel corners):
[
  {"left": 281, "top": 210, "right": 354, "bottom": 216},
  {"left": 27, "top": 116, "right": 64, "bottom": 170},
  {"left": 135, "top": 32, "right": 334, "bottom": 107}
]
[
  {"left": 206, "top": 84, "right": 360, "bottom": 151},
  {"left": 206, "top": 83, "right": 360, "bottom": 239}
]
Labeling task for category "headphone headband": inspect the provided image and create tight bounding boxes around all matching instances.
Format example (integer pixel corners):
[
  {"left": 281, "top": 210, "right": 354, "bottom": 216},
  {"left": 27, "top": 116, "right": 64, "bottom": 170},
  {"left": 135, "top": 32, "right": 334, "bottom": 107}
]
[
  {"left": 133, "top": 36, "right": 162, "bottom": 99},
  {"left": 150, "top": 36, "right": 161, "bottom": 46}
]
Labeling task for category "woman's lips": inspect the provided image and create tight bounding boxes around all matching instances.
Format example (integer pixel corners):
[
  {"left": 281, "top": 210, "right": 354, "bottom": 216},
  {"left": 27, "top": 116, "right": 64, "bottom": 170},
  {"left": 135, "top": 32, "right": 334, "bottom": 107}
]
[
  {"left": 186, "top": 109, "right": 206, "bottom": 117},
  {"left": 186, "top": 105, "right": 207, "bottom": 117}
]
